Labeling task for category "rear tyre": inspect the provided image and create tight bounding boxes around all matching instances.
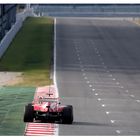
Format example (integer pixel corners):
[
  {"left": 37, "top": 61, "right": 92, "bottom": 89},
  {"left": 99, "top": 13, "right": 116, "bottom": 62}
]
[
  {"left": 61, "top": 105, "right": 73, "bottom": 124},
  {"left": 23, "top": 103, "right": 34, "bottom": 122}
]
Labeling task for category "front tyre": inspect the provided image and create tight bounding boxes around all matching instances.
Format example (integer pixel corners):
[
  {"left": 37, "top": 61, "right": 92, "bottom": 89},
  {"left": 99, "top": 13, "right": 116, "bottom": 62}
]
[
  {"left": 23, "top": 103, "right": 34, "bottom": 122},
  {"left": 61, "top": 105, "right": 73, "bottom": 124}
]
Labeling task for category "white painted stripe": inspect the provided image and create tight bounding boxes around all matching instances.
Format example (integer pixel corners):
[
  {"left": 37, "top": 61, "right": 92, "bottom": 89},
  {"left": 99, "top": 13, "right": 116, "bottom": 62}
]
[
  {"left": 136, "top": 100, "right": 140, "bottom": 103},
  {"left": 102, "top": 104, "right": 106, "bottom": 107},
  {"left": 84, "top": 77, "right": 88, "bottom": 80},
  {"left": 54, "top": 18, "right": 59, "bottom": 99},
  {"left": 82, "top": 73, "right": 86, "bottom": 76},
  {"left": 92, "top": 88, "right": 95, "bottom": 91},
  {"left": 53, "top": 17, "right": 59, "bottom": 136},
  {"left": 116, "top": 130, "right": 121, "bottom": 134},
  {"left": 111, "top": 120, "right": 115, "bottom": 123},
  {"left": 125, "top": 90, "right": 129, "bottom": 93},
  {"left": 116, "top": 82, "right": 120, "bottom": 85},
  {"left": 89, "top": 85, "right": 93, "bottom": 88},
  {"left": 130, "top": 94, "right": 135, "bottom": 97}
]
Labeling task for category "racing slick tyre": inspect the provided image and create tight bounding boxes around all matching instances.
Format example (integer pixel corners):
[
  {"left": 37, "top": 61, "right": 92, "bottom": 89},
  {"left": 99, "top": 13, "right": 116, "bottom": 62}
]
[
  {"left": 61, "top": 105, "right": 73, "bottom": 124},
  {"left": 23, "top": 103, "right": 34, "bottom": 122}
]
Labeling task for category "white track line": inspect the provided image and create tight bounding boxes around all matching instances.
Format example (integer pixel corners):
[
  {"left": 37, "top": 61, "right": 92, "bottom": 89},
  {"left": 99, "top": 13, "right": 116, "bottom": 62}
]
[
  {"left": 54, "top": 18, "right": 59, "bottom": 99},
  {"left": 54, "top": 18, "right": 59, "bottom": 136}
]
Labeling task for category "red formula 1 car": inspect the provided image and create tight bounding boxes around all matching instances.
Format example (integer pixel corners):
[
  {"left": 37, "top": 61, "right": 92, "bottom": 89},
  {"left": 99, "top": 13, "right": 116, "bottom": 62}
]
[{"left": 23, "top": 93, "right": 73, "bottom": 124}]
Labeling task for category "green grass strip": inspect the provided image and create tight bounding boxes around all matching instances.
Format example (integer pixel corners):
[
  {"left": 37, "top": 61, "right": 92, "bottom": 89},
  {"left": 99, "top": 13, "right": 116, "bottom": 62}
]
[
  {"left": 0, "top": 87, "right": 35, "bottom": 135},
  {"left": 0, "top": 17, "right": 54, "bottom": 86}
]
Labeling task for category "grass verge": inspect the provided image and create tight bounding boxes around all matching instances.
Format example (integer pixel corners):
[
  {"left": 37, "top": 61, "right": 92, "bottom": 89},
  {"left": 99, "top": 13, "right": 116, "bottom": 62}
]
[
  {"left": 0, "top": 17, "right": 54, "bottom": 86},
  {"left": 0, "top": 87, "right": 35, "bottom": 135}
]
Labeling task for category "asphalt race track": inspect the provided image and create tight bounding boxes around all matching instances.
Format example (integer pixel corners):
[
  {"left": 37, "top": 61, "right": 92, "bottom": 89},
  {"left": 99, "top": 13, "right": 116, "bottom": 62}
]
[{"left": 55, "top": 18, "right": 140, "bottom": 135}]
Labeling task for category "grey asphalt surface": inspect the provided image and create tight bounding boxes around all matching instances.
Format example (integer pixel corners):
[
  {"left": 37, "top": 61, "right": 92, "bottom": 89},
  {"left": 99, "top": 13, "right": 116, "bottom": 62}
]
[{"left": 55, "top": 17, "right": 140, "bottom": 135}]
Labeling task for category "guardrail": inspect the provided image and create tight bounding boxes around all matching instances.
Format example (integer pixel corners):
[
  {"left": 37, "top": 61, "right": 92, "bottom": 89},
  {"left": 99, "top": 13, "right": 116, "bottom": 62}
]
[{"left": 0, "top": 9, "right": 34, "bottom": 59}]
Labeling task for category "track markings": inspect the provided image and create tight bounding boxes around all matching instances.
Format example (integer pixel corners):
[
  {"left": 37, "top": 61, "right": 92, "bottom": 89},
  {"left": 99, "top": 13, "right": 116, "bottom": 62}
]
[
  {"left": 136, "top": 100, "right": 140, "bottom": 103},
  {"left": 89, "top": 85, "right": 93, "bottom": 88},
  {"left": 75, "top": 39, "right": 140, "bottom": 136},
  {"left": 116, "top": 130, "right": 121, "bottom": 134},
  {"left": 106, "top": 111, "right": 110, "bottom": 115},
  {"left": 25, "top": 123, "right": 58, "bottom": 136},
  {"left": 130, "top": 94, "right": 135, "bottom": 98},
  {"left": 84, "top": 77, "right": 88, "bottom": 80},
  {"left": 101, "top": 104, "right": 106, "bottom": 107},
  {"left": 92, "top": 88, "right": 95, "bottom": 91},
  {"left": 83, "top": 73, "right": 86, "bottom": 76},
  {"left": 110, "top": 120, "right": 115, "bottom": 123},
  {"left": 125, "top": 90, "right": 129, "bottom": 93},
  {"left": 116, "top": 82, "right": 120, "bottom": 85}
]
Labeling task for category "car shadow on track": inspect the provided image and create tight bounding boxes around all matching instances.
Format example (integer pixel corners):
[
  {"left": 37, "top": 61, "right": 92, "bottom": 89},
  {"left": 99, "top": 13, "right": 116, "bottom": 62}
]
[{"left": 72, "top": 121, "right": 111, "bottom": 126}]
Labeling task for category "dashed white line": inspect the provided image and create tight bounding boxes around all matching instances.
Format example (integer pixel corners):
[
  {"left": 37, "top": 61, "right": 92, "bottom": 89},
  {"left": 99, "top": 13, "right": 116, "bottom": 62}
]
[
  {"left": 92, "top": 88, "right": 95, "bottom": 91},
  {"left": 130, "top": 94, "right": 135, "bottom": 98},
  {"left": 102, "top": 104, "right": 106, "bottom": 107},
  {"left": 98, "top": 98, "right": 101, "bottom": 101},
  {"left": 86, "top": 81, "right": 90, "bottom": 84},
  {"left": 112, "top": 78, "right": 116, "bottom": 81},
  {"left": 125, "top": 90, "right": 129, "bottom": 93},
  {"left": 116, "top": 82, "right": 120, "bottom": 85},
  {"left": 106, "top": 111, "right": 110, "bottom": 115},
  {"left": 77, "top": 54, "right": 80, "bottom": 57},
  {"left": 84, "top": 77, "right": 88, "bottom": 80},
  {"left": 78, "top": 57, "right": 81, "bottom": 61},
  {"left": 110, "top": 120, "right": 115, "bottom": 123},
  {"left": 116, "top": 130, "right": 121, "bottom": 134},
  {"left": 136, "top": 100, "right": 140, "bottom": 103},
  {"left": 82, "top": 73, "right": 86, "bottom": 76},
  {"left": 95, "top": 93, "right": 98, "bottom": 96},
  {"left": 89, "top": 85, "right": 93, "bottom": 88}
]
